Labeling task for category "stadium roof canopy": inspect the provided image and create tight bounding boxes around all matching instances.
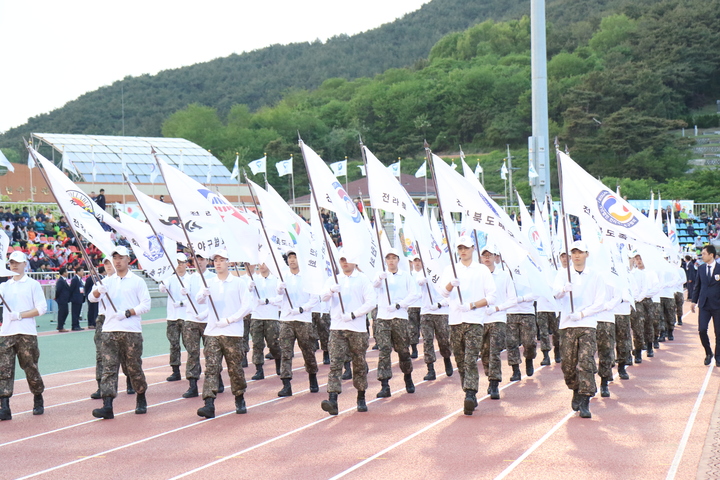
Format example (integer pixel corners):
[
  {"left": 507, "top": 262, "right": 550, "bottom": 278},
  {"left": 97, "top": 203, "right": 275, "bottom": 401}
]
[{"left": 31, "top": 133, "right": 232, "bottom": 184}]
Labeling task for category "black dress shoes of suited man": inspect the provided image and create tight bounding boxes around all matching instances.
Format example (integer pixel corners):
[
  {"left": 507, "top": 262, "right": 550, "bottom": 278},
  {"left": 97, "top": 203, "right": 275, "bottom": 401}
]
[{"left": 705, "top": 353, "right": 713, "bottom": 365}]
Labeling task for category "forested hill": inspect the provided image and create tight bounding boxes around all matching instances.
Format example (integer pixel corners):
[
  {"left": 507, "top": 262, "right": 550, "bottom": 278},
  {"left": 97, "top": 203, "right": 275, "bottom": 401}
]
[{"left": 0, "top": 0, "right": 663, "bottom": 151}]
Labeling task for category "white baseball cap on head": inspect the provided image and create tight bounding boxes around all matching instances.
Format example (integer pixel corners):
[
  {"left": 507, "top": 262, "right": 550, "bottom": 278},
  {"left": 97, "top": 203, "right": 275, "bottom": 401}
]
[
  {"left": 8, "top": 251, "right": 26, "bottom": 263},
  {"left": 211, "top": 248, "right": 229, "bottom": 260},
  {"left": 481, "top": 243, "right": 499, "bottom": 255},
  {"left": 176, "top": 252, "right": 188, "bottom": 263},
  {"left": 456, "top": 235, "right": 474, "bottom": 248},
  {"left": 569, "top": 240, "right": 589, "bottom": 253},
  {"left": 385, "top": 248, "right": 401, "bottom": 259},
  {"left": 111, "top": 245, "right": 130, "bottom": 257}
]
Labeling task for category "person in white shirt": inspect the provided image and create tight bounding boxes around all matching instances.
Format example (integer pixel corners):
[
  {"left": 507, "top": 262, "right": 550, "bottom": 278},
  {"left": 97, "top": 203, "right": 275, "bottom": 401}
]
[
  {"left": 596, "top": 277, "right": 622, "bottom": 398},
  {"left": 89, "top": 246, "right": 151, "bottom": 420},
  {"left": 407, "top": 255, "right": 423, "bottom": 359},
  {"left": 613, "top": 270, "right": 636, "bottom": 381},
  {"left": 416, "top": 258, "right": 452, "bottom": 381},
  {"left": 553, "top": 240, "right": 605, "bottom": 419},
  {"left": 195, "top": 249, "right": 257, "bottom": 419},
  {"left": 629, "top": 252, "right": 648, "bottom": 364},
  {"left": 657, "top": 257, "right": 680, "bottom": 343},
  {"left": 634, "top": 253, "right": 659, "bottom": 358},
  {"left": 180, "top": 252, "right": 217, "bottom": 399},
  {"left": 319, "top": 252, "right": 377, "bottom": 415},
  {"left": 276, "top": 248, "right": 320, "bottom": 397},
  {"left": 372, "top": 248, "right": 421, "bottom": 398},
  {"left": 0, "top": 251, "right": 48, "bottom": 420},
  {"left": 158, "top": 253, "right": 189, "bottom": 382},
  {"left": 312, "top": 297, "right": 332, "bottom": 365},
  {"left": 248, "top": 263, "right": 281, "bottom": 380},
  {"left": 440, "top": 235, "right": 496, "bottom": 416}
]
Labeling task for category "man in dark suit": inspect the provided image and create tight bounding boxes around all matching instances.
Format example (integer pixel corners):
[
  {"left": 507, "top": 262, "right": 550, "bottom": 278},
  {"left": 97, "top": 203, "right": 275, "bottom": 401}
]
[
  {"left": 55, "top": 267, "right": 71, "bottom": 332},
  {"left": 85, "top": 271, "right": 98, "bottom": 329},
  {"left": 691, "top": 245, "right": 720, "bottom": 366},
  {"left": 69, "top": 266, "right": 86, "bottom": 331}
]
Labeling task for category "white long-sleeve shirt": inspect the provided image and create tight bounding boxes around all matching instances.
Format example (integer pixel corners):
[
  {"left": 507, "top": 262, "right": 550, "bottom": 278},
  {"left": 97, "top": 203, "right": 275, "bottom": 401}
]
[
  {"left": 440, "top": 261, "right": 497, "bottom": 326},
  {"left": 597, "top": 278, "right": 622, "bottom": 324},
  {"left": 164, "top": 272, "right": 189, "bottom": 320},
  {"left": 418, "top": 277, "right": 449, "bottom": 315},
  {"left": 374, "top": 269, "right": 420, "bottom": 321},
  {"left": 553, "top": 267, "right": 605, "bottom": 329},
  {"left": 89, "top": 271, "right": 151, "bottom": 333},
  {"left": 321, "top": 270, "right": 377, "bottom": 333},
  {"left": 486, "top": 267, "right": 517, "bottom": 323},
  {"left": 278, "top": 271, "right": 319, "bottom": 323},
  {"left": 184, "top": 269, "right": 217, "bottom": 324},
  {"left": 199, "top": 274, "right": 257, "bottom": 337},
  {"left": 251, "top": 273, "right": 280, "bottom": 320},
  {"left": 0, "top": 275, "right": 47, "bottom": 336}
]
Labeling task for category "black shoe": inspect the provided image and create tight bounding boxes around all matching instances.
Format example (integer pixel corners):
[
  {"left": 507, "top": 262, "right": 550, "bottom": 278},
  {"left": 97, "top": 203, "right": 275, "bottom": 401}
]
[
  {"left": 197, "top": 397, "right": 215, "bottom": 419},
  {"left": 278, "top": 378, "right": 292, "bottom": 397},
  {"left": 463, "top": 390, "right": 477, "bottom": 416},
  {"left": 242, "top": 354, "right": 248, "bottom": 368},
  {"left": 309, "top": 374, "right": 319, "bottom": 393},
  {"left": 510, "top": 364, "right": 521, "bottom": 382},
  {"left": 126, "top": 378, "right": 135, "bottom": 395},
  {"left": 489, "top": 380, "right": 500, "bottom": 400},
  {"left": 91, "top": 389, "right": 102, "bottom": 400},
  {"left": 618, "top": 363, "right": 630, "bottom": 380},
  {"left": 183, "top": 379, "right": 199, "bottom": 398},
  {"left": 658, "top": 334, "right": 666, "bottom": 342},
  {"left": 33, "top": 394, "right": 44, "bottom": 415},
  {"left": 341, "top": 361, "right": 352, "bottom": 380},
  {"left": 578, "top": 395, "right": 592, "bottom": 418},
  {"left": 716, "top": 359, "right": 720, "bottom": 368},
  {"left": 423, "top": 364, "right": 436, "bottom": 381},
  {"left": 167, "top": 365, "right": 181, "bottom": 382},
  {"left": 321, "top": 392, "right": 339, "bottom": 416},
  {"left": 525, "top": 359, "right": 534, "bottom": 377},
  {"left": 634, "top": 350, "right": 643, "bottom": 364},
  {"left": 135, "top": 392, "right": 147, "bottom": 414},
  {"left": 251, "top": 365, "right": 264, "bottom": 381},
  {"left": 647, "top": 344, "right": 654, "bottom": 358},
  {"left": 571, "top": 390, "right": 581, "bottom": 412},
  {"left": 275, "top": 358, "right": 281, "bottom": 376},
  {"left": 410, "top": 344, "right": 418, "bottom": 359},
  {"left": 540, "top": 351, "right": 551, "bottom": 366},
  {"left": 357, "top": 391, "right": 368, "bottom": 412},
  {"left": 217, "top": 375, "right": 225, "bottom": 393},
  {"left": 0, "top": 397, "right": 10, "bottom": 421},
  {"left": 235, "top": 395, "right": 247, "bottom": 414},
  {"left": 72, "top": 327, "right": 84, "bottom": 331},
  {"left": 92, "top": 397, "right": 114, "bottom": 420},
  {"left": 600, "top": 378, "right": 610, "bottom": 398},
  {"left": 377, "top": 379, "right": 391, "bottom": 398},
  {"left": 653, "top": 339, "right": 660, "bottom": 349},
  {"left": 265, "top": 352, "right": 274, "bottom": 360},
  {"left": 372, "top": 343, "right": 379, "bottom": 350},
  {"left": 444, "top": 357, "right": 454, "bottom": 377},
  {"left": 705, "top": 353, "right": 713, "bottom": 366},
  {"left": 404, "top": 373, "right": 415, "bottom": 394},
  {"left": 668, "top": 331, "right": 674, "bottom": 341},
  {"left": 323, "top": 351, "right": 330, "bottom": 365},
  {"left": 554, "top": 347, "right": 562, "bottom": 363},
  {"left": 678, "top": 319, "right": 683, "bottom": 326}
]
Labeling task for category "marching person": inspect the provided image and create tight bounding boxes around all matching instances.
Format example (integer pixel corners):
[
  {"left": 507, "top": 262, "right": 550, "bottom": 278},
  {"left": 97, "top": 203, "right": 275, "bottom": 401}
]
[
  {"left": 613, "top": 270, "right": 635, "bottom": 381},
  {"left": 596, "top": 276, "right": 622, "bottom": 398},
  {"left": 89, "top": 246, "right": 151, "bottom": 419},
  {"left": 407, "top": 255, "right": 423, "bottom": 359},
  {"left": 373, "top": 248, "right": 420, "bottom": 398},
  {"left": 0, "top": 251, "right": 48, "bottom": 420},
  {"left": 658, "top": 257, "right": 677, "bottom": 343},
  {"left": 158, "top": 253, "right": 189, "bottom": 382},
  {"left": 320, "top": 252, "right": 376, "bottom": 415},
  {"left": 196, "top": 249, "right": 257, "bottom": 418},
  {"left": 633, "top": 252, "right": 660, "bottom": 359},
  {"left": 311, "top": 297, "right": 332, "bottom": 365},
  {"left": 416, "top": 259, "right": 453, "bottom": 381},
  {"left": 440, "top": 235, "right": 496, "bottom": 416},
  {"left": 248, "top": 263, "right": 281, "bottom": 380}
]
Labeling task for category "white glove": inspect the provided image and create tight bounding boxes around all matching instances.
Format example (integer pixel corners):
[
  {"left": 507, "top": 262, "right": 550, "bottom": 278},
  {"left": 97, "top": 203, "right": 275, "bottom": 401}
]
[
  {"left": 398, "top": 301, "right": 409, "bottom": 310},
  {"left": 110, "top": 311, "right": 126, "bottom": 322},
  {"left": 7, "top": 311, "right": 22, "bottom": 322},
  {"left": 158, "top": 284, "right": 168, "bottom": 293},
  {"left": 385, "top": 306, "right": 398, "bottom": 316},
  {"left": 247, "top": 280, "right": 256, "bottom": 292},
  {"left": 216, "top": 317, "right": 230, "bottom": 328},
  {"left": 95, "top": 284, "right": 108, "bottom": 295},
  {"left": 485, "top": 306, "right": 496, "bottom": 316},
  {"left": 563, "top": 282, "right": 573, "bottom": 293},
  {"left": 329, "top": 284, "right": 340, "bottom": 293},
  {"left": 195, "top": 310, "right": 209, "bottom": 322},
  {"left": 428, "top": 303, "right": 439, "bottom": 311},
  {"left": 568, "top": 312, "right": 582, "bottom": 322},
  {"left": 290, "top": 307, "right": 301, "bottom": 316},
  {"left": 341, "top": 312, "right": 352, "bottom": 322},
  {"left": 199, "top": 287, "right": 210, "bottom": 298},
  {"left": 451, "top": 278, "right": 460, "bottom": 288},
  {"left": 180, "top": 287, "right": 189, "bottom": 296},
  {"left": 378, "top": 271, "right": 388, "bottom": 281},
  {"left": 276, "top": 281, "right": 287, "bottom": 293},
  {"left": 173, "top": 302, "right": 183, "bottom": 308},
  {"left": 458, "top": 303, "right": 471, "bottom": 313},
  {"left": 604, "top": 301, "right": 615, "bottom": 311},
  {"left": 418, "top": 277, "right": 428, "bottom": 286}
]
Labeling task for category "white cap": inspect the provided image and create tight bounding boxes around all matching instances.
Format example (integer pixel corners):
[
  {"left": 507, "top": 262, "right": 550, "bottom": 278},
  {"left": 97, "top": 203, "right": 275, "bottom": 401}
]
[
  {"left": 102, "top": 256, "right": 113, "bottom": 264},
  {"left": 8, "top": 251, "right": 26, "bottom": 263},
  {"left": 111, "top": 245, "right": 130, "bottom": 257},
  {"left": 176, "top": 252, "right": 188, "bottom": 263},
  {"left": 285, "top": 246, "right": 298, "bottom": 256},
  {"left": 211, "top": 248, "right": 229, "bottom": 260},
  {"left": 385, "top": 248, "right": 401, "bottom": 259},
  {"left": 569, "top": 240, "right": 588, "bottom": 253},
  {"left": 481, "top": 243, "right": 499, "bottom": 255},
  {"left": 456, "top": 235, "right": 474, "bottom": 248},
  {"left": 410, "top": 253, "right": 421, "bottom": 261}
]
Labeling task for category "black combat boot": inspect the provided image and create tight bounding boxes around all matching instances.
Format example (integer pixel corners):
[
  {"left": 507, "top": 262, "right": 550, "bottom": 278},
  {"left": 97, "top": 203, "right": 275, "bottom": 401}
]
[
  {"left": 540, "top": 351, "right": 551, "bottom": 366},
  {"left": 600, "top": 377, "right": 610, "bottom": 398},
  {"left": 554, "top": 346, "right": 562, "bottom": 363},
  {"left": 647, "top": 342, "right": 655, "bottom": 358},
  {"left": 135, "top": 392, "right": 147, "bottom": 414},
  {"left": 183, "top": 379, "right": 199, "bottom": 398},
  {"left": 33, "top": 394, "right": 44, "bottom": 415},
  {"left": 265, "top": 352, "right": 274, "bottom": 360},
  {"left": 618, "top": 363, "right": 630, "bottom": 380},
  {"left": 488, "top": 380, "right": 500, "bottom": 400},
  {"left": 341, "top": 361, "right": 352, "bottom": 380},
  {"left": 463, "top": 390, "right": 478, "bottom": 415},
  {"left": 633, "top": 349, "right": 643, "bottom": 364},
  {"left": 444, "top": 357, "right": 454, "bottom": 377},
  {"left": 92, "top": 397, "right": 114, "bottom": 420},
  {"left": 410, "top": 344, "right": 418, "bottom": 359},
  {"left": 323, "top": 351, "right": 330, "bottom": 365},
  {"left": 571, "top": 389, "right": 581, "bottom": 412},
  {"left": 242, "top": 353, "right": 248, "bottom": 368},
  {"left": 404, "top": 373, "right": 415, "bottom": 393},
  {"left": 126, "top": 377, "right": 135, "bottom": 395},
  {"left": 278, "top": 378, "right": 292, "bottom": 397},
  {"left": 357, "top": 391, "right": 368, "bottom": 412},
  {"left": 251, "top": 364, "right": 264, "bottom": 381},
  {"left": 197, "top": 397, "right": 215, "bottom": 419},
  {"left": 167, "top": 365, "right": 181, "bottom": 382},
  {"left": 0, "top": 397, "right": 11, "bottom": 420},
  {"left": 90, "top": 381, "right": 102, "bottom": 399},
  {"left": 376, "top": 379, "right": 391, "bottom": 398},
  {"left": 423, "top": 363, "right": 436, "bottom": 381},
  {"left": 668, "top": 328, "right": 675, "bottom": 341},
  {"left": 578, "top": 395, "right": 592, "bottom": 418},
  {"left": 321, "top": 392, "right": 339, "bottom": 416},
  {"left": 653, "top": 338, "right": 660, "bottom": 349},
  {"left": 309, "top": 374, "right": 319, "bottom": 393},
  {"left": 526, "top": 358, "right": 535, "bottom": 377},
  {"left": 510, "top": 364, "right": 521, "bottom": 382},
  {"left": 658, "top": 332, "right": 666, "bottom": 342},
  {"left": 275, "top": 357, "right": 281, "bottom": 375},
  {"left": 235, "top": 395, "right": 247, "bottom": 414},
  {"left": 217, "top": 375, "right": 225, "bottom": 393},
  {"left": 677, "top": 318, "right": 683, "bottom": 326}
]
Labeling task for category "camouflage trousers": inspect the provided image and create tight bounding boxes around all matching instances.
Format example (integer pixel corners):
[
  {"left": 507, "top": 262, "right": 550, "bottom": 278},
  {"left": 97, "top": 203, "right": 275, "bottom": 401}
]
[
  {"left": 407, "top": 307, "right": 421, "bottom": 345},
  {"left": 100, "top": 331, "right": 147, "bottom": 398},
  {"left": 450, "top": 323, "right": 484, "bottom": 392},
  {"left": 0, "top": 334, "right": 44, "bottom": 397},
  {"left": 642, "top": 298, "right": 661, "bottom": 340},
  {"left": 615, "top": 314, "right": 633, "bottom": 365},
  {"left": 167, "top": 319, "right": 185, "bottom": 367},
  {"left": 279, "top": 321, "right": 318, "bottom": 379},
  {"left": 539, "top": 311, "right": 561, "bottom": 352},
  {"left": 202, "top": 335, "right": 246, "bottom": 399},
  {"left": 660, "top": 297, "right": 676, "bottom": 335},
  {"left": 481, "top": 322, "right": 506, "bottom": 381},
  {"left": 327, "top": 330, "right": 369, "bottom": 394},
  {"left": 312, "top": 312, "right": 331, "bottom": 352},
  {"left": 630, "top": 303, "right": 647, "bottom": 351},
  {"left": 182, "top": 321, "right": 206, "bottom": 380},
  {"left": 250, "top": 318, "right": 280, "bottom": 366},
  {"left": 596, "top": 321, "right": 616, "bottom": 379},
  {"left": 94, "top": 315, "right": 127, "bottom": 383},
  {"left": 375, "top": 318, "right": 413, "bottom": 380},
  {"left": 536, "top": 310, "right": 552, "bottom": 352},
  {"left": 420, "top": 313, "right": 451, "bottom": 364},
  {"left": 674, "top": 292, "right": 684, "bottom": 322},
  {"left": 560, "top": 327, "right": 597, "bottom": 396},
  {"left": 243, "top": 314, "right": 251, "bottom": 356},
  {"left": 506, "top": 314, "right": 537, "bottom": 365}
]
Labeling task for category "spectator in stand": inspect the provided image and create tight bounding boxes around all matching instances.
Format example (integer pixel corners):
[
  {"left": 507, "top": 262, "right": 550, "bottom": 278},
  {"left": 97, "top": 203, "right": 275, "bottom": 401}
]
[
  {"left": 700, "top": 210, "right": 709, "bottom": 223},
  {"left": 687, "top": 223, "right": 697, "bottom": 238},
  {"left": 95, "top": 189, "right": 106, "bottom": 211},
  {"left": 21, "top": 207, "right": 30, "bottom": 222},
  {"left": 641, "top": 209, "right": 648, "bottom": 217},
  {"left": 12, "top": 226, "right": 26, "bottom": 248},
  {"left": 695, "top": 236, "right": 706, "bottom": 250},
  {"left": 4, "top": 225, "right": 11, "bottom": 240}
]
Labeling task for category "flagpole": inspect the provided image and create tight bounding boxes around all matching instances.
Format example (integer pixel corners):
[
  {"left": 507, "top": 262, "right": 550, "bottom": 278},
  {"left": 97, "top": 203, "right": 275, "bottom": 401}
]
[
  {"left": 298, "top": 139, "right": 345, "bottom": 314},
  {"left": 507, "top": 144, "right": 514, "bottom": 211},
  {"left": 236, "top": 152, "right": 242, "bottom": 207},
  {"left": 424, "top": 141, "right": 463, "bottom": 303},
  {"left": 120, "top": 147, "right": 126, "bottom": 205},
  {"left": 414, "top": 240, "right": 434, "bottom": 305},
  {"left": 290, "top": 154, "right": 296, "bottom": 206},
  {"left": 359, "top": 142, "right": 392, "bottom": 306},
  {"left": 243, "top": 171, "right": 294, "bottom": 309},
  {"left": 263, "top": 152, "right": 268, "bottom": 189},
  {"left": 344, "top": 156, "right": 349, "bottom": 194},
  {"left": 124, "top": 174, "right": 197, "bottom": 315},
  {"left": 554, "top": 140, "right": 574, "bottom": 311}
]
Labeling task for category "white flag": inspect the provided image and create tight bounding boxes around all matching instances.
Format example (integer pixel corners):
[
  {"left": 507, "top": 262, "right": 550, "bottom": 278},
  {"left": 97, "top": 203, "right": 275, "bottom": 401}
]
[
  {"left": 206, "top": 156, "right": 212, "bottom": 184},
  {"left": 121, "top": 150, "right": 128, "bottom": 176},
  {"left": 149, "top": 163, "right": 159, "bottom": 184},
  {"left": 27, "top": 152, "right": 35, "bottom": 169},
  {"left": 275, "top": 158, "right": 292, "bottom": 177},
  {"left": 655, "top": 193, "right": 663, "bottom": 229},
  {"left": 62, "top": 149, "right": 80, "bottom": 176},
  {"left": 0, "top": 230, "right": 17, "bottom": 276},
  {"left": 0, "top": 150, "right": 14, "bottom": 173},
  {"left": 330, "top": 160, "right": 347, "bottom": 177},
  {"left": 230, "top": 155, "right": 240, "bottom": 181},
  {"left": 474, "top": 163, "right": 483, "bottom": 176},
  {"left": 357, "top": 165, "right": 366, "bottom": 176},
  {"left": 450, "top": 162, "right": 458, "bottom": 170},
  {"left": 91, "top": 147, "right": 97, "bottom": 182},
  {"left": 249, "top": 156, "right": 267, "bottom": 175},
  {"left": 388, "top": 161, "right": 401, "bottom": 177},
  {"left": 116, "top": 210, "right": 177, "bottom": 282},
  {"left": 500, "top": 161, "right": 508, "bottom": 180},
  {"left": 414, "top": 161, "right": 426, "bottom": 178},
  {"left": 528, "top": 162, "right": 539, "bottom": 179}
]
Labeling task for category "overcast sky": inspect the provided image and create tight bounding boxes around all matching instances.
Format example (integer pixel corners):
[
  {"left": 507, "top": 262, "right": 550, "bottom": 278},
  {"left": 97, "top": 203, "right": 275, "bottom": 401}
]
[{"left": 0, "top": 0, "right": 429, "bottom": 133}]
